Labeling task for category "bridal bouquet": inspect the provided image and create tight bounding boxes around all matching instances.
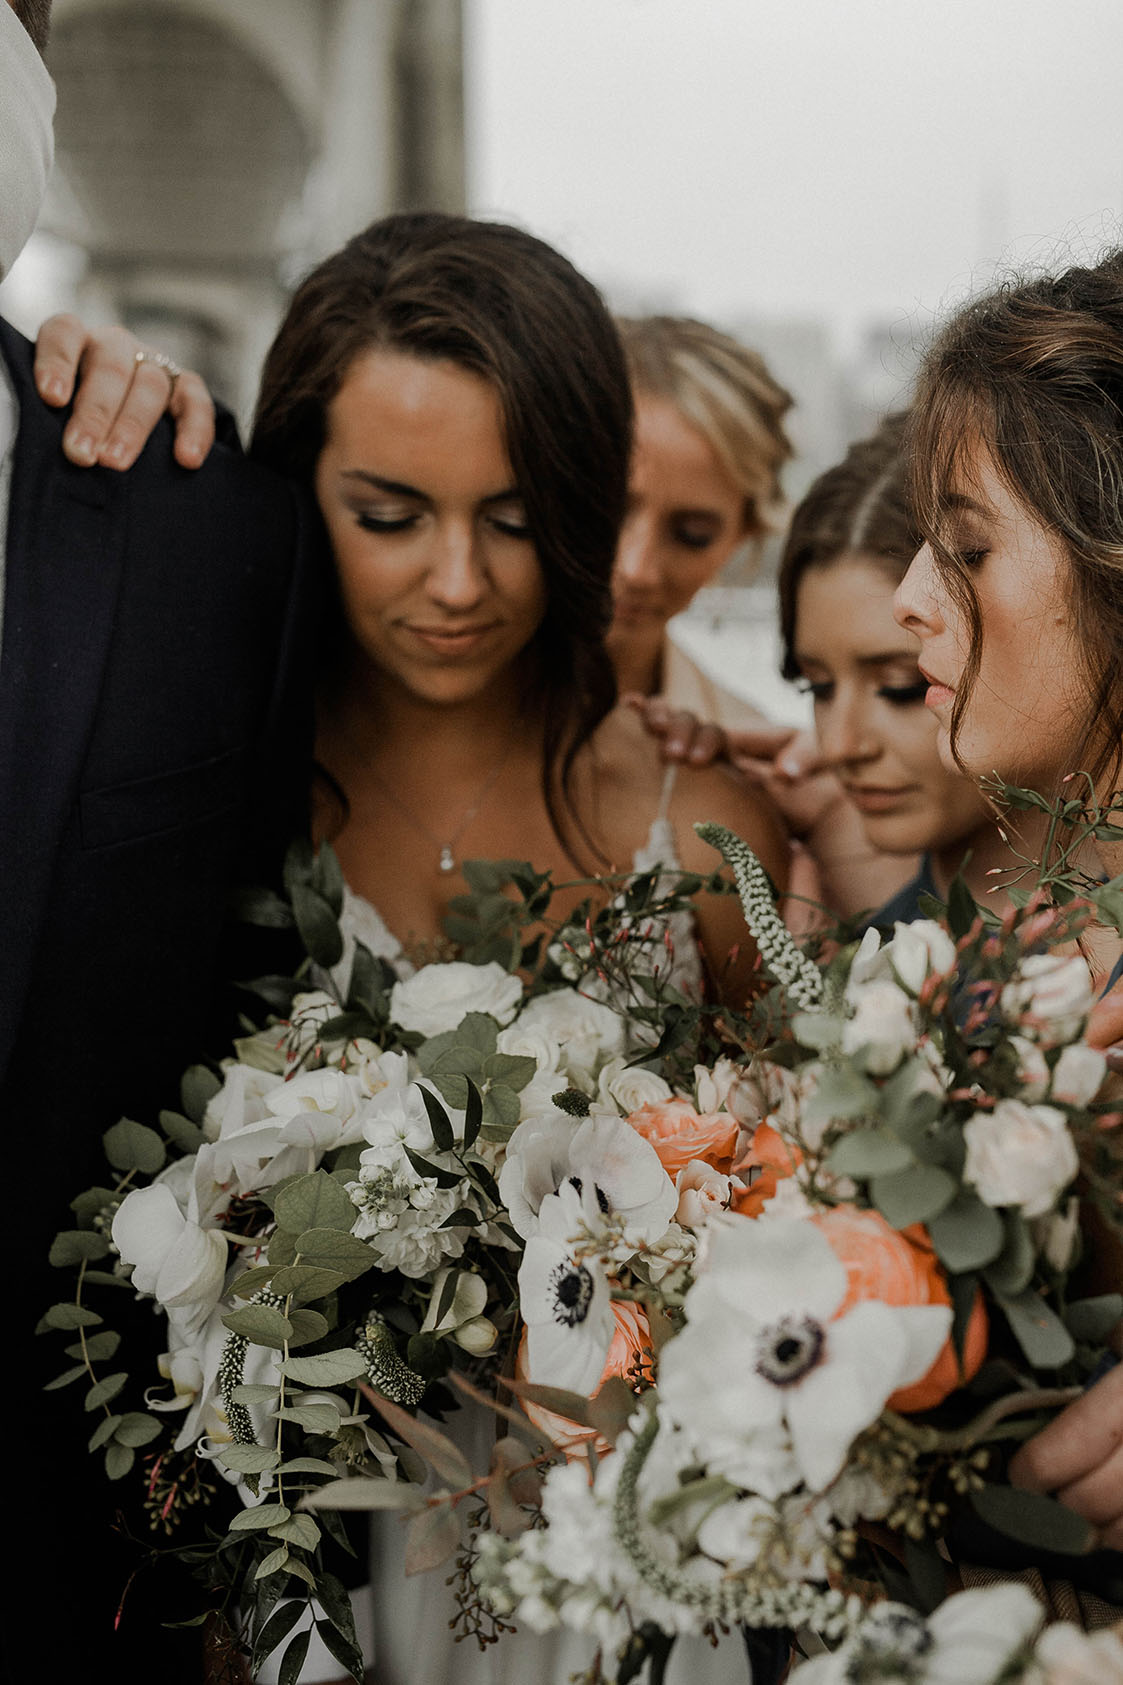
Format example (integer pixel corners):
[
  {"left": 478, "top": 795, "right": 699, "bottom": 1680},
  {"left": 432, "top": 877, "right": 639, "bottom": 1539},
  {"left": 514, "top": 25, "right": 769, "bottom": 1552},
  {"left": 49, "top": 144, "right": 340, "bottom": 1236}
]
[
  {"left": 455, "top": 825, "right": 1121, "bottom": 1682},
  {"left": 38, "top": 840, "right": 748, "bottom": 1680}
]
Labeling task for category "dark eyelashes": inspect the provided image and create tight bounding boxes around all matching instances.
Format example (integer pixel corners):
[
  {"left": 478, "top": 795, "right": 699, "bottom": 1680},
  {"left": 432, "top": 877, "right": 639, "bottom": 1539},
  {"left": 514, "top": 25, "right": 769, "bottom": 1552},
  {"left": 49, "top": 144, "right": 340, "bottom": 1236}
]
[{"left": 795, "top": 678, "right": 928, "bottom": 706}]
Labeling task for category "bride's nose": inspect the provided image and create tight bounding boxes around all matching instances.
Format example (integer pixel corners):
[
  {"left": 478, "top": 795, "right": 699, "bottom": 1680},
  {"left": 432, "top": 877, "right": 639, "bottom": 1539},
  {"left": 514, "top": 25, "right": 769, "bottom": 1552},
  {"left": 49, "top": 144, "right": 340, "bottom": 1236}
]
[
  {"left": 894, "top": 543, "right": 944, "bottom": 640},
  {"left": 425, "top": 520, "right": 487, "bottom": 607}
]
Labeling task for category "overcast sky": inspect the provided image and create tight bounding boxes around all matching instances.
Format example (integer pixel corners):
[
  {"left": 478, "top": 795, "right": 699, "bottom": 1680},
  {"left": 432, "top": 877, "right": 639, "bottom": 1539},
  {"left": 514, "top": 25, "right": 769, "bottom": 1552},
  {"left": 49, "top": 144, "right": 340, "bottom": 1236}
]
[{"left": 464, "top": 0, "right": 1123, "bottom": 352}]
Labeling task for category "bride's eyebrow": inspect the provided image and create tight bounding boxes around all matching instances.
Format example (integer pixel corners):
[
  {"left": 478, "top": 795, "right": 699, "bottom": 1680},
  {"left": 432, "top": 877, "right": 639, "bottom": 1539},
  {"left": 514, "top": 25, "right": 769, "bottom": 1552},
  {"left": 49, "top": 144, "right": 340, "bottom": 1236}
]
[{"left": 341, "top": 470, "right": 426, "bottom": 498}]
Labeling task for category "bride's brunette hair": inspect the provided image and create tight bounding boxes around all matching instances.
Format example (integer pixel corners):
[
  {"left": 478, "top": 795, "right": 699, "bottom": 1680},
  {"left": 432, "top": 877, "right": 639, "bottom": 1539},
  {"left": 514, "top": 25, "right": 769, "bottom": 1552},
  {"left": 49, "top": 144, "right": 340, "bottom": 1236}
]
[
  {"left": 251, "top": 211, "right": 632, "bottom": 861},
  {"left": 907, "top": 247, "right": 1123, "bottom": 785}
]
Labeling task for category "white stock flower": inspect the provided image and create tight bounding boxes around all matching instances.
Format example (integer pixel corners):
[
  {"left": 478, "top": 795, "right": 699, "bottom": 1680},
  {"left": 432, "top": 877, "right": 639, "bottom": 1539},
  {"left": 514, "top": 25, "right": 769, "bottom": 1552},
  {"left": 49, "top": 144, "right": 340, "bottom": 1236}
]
[
  {"left": 842, "top": 978, "right": 916, "bottom": 1075},
  {"left": 596, "top": 1057, "right": 672, "bottom": 1114},
  {"left": 499, "top": 1108, "right": 676, "bottom": 1245},
  {"left": 657, "top": 1217, "right": 950, "bottom": 1497},
  {"left": 112, "top": 1183, "right": 229, "bottom": 1341},
  {"left": 1049, "top": 1042, "right": 1107, "bottom": 1107},
  {"left": 1001, "top": 953, "right": 1095, "bottom": 1047},
  {"left": 963, "top": 1099, "right": 1079, "bottom": 1217},
  {"left": 389, "top": 961, "right": 523, "bottom": 1038},
  {"left": 516, "top": 988, "right": 626, "bottom": 1087}
]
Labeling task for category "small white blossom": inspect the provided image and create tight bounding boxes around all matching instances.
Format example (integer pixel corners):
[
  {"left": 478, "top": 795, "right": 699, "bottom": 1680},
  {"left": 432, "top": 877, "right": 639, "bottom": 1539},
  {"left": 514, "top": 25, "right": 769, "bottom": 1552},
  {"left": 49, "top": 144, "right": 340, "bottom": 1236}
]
[
  {"left": 963, "top": 1099, "right": 1079, "bottom": 1217},
  {"left": 1001, "top": 953, "right": 1095, "bottom": 1047}
]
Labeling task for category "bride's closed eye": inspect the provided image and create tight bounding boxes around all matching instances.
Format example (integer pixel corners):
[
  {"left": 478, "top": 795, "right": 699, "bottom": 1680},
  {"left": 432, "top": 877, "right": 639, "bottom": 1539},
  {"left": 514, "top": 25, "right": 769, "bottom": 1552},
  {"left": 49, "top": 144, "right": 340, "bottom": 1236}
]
[{"left": 357, "top": 510, "right": 419, "bottom": 534}]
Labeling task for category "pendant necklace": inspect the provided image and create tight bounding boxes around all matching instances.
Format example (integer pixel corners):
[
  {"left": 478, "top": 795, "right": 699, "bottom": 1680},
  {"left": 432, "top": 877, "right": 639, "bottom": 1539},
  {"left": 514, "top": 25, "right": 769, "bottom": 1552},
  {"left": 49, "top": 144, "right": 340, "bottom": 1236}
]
[{"left": 366, "top": 732, "right": 519, "bottom": 874}]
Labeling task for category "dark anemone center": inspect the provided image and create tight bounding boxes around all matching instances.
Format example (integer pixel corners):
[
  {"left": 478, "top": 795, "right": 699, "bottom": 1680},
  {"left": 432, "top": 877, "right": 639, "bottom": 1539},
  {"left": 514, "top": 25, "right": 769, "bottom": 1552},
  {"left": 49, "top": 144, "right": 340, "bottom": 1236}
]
[
  {"left": 549, "top": 1260, "right": 595, "bottom": 1327},
  {"left": 754, "top": 1314, "right": 825, "bottom": 1387}
]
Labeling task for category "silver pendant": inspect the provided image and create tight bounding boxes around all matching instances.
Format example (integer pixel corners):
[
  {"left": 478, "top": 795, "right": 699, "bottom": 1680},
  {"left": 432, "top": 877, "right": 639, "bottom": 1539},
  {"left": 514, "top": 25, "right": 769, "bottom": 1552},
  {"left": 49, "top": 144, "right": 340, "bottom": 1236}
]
[{"left": 438, "top": 845, "right": 456, "bottom": 874}]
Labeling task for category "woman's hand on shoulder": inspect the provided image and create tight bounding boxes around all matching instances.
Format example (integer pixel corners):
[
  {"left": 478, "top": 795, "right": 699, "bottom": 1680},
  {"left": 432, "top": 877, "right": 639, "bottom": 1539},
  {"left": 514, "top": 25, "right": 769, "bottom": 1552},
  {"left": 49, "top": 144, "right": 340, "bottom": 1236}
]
[{"left": 33, "top": 312, "right": 215, "bottom": 470}]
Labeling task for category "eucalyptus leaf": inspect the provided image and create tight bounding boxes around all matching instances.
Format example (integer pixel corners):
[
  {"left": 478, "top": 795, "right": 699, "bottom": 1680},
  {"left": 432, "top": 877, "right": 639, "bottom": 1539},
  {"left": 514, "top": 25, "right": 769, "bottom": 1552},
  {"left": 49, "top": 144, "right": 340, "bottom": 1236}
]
[
  {"left": 984, "top": 1212, "right": 1035, "bottom": 1298},
  {"left": 287, "top": 1309, "right": 332, "bottom": 1348},
  {"left": 274, "top": 1172, "right": 357, "bottom": 1237},
  {"left": 275, "top": 1404, "right": 344, "bottom": 1435},
  {"left": 1064, "top": 1293, "right": 1123, "bottom": 1343},
  {"left": 114, "top": 1412, "right": 163, "bottom": 1447},
  {"left": 65, "top": 1330, "right": 119, "bottom": 1363},
  {"left": 997, "top": 1288, "right": 1076, "bottom": 1370},
  {"left": 43, "top": 1302, "right": 103, "bottom": 1331},
  {"left": 88, "top": 1414, "right": 121, "bottom": 1451},
  {"left": 825, "top": 1128, "right": 915, "bottom": 1179},
  {"left": 281, "top": 1349, "right": 366, "bottom": 1387},
  {"left": 180, "top": 1064, "right": 222, "bottom": 1124},
  {"left": 84, "top": 1372, "right": 127, "bottom": 1410},
  {"left": 219, "top": 1445, "right": 282, "bottom": 1474},
  {"left": 159, "top": 1109, "right": 205, "bottom": 1152},
  {"left": 871, "top": 1163, "right": 957, "bottom": 1228},
  {"left": 928, "top": 1194, "right": 1006, "bottom": 1273},
  {"left": 105, "top": 1442, "right": 134, "bottom": 1480},
  {"left": 481, "top": 1085, "right": 521, "bottom": 1134},
  {"left": 45, "top": 1364, "right": 88, "bottom": 1391},
  {"left": 49, "top": 1230, "right": 110, "bottom": 1268},
  {"left": 292, "top": 1229, "right": 378, "bottom": 1282},
  {"left": 268, "top": 1265, "right": 348, "bottom": 1305},
  {"left": 103, "top": 1117, "right": 167, "bottom": 1176},
  {"left": 222, "top": 1304, "right": 293, "bottom": 1349},
  {"left": 299, "top": 1478, "right": 426, "bottom": 1512},
  {"left": 971, "top": 1484, "right": 1095, "bottom": 1553}
]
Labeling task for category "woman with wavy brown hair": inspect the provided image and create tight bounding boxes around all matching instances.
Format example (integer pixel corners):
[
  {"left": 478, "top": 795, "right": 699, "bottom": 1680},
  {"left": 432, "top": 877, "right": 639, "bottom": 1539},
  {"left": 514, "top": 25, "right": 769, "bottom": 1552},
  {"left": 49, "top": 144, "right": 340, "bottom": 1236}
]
[{"left": 895, "top": 247, "right": 1123, "bottom": 1579}]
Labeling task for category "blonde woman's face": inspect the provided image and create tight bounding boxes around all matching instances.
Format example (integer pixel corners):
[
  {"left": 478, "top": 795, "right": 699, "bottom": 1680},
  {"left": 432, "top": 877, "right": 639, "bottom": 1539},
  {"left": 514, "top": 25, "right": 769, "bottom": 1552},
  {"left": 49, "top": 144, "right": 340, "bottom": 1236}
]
[
  {"left": 610, "top": 392, "right": 748, "bottom": 641},
  {"left": 795, "top": 555, "right": 991, "bottom": 856}
]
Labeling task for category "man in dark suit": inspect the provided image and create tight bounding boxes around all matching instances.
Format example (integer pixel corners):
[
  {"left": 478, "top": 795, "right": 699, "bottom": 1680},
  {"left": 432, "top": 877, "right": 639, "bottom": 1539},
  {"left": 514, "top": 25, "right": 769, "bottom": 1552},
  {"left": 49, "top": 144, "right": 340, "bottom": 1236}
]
[{"left": 1, "top": 2, "right": 318, "bottom": 1673}]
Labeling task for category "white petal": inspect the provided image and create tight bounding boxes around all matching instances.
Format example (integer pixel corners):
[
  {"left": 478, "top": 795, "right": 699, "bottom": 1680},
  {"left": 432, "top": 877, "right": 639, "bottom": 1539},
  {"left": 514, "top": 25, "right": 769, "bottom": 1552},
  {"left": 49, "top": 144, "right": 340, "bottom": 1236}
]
[{"left": 112, "top": 1184, "right": 186, "bottom": 1294}]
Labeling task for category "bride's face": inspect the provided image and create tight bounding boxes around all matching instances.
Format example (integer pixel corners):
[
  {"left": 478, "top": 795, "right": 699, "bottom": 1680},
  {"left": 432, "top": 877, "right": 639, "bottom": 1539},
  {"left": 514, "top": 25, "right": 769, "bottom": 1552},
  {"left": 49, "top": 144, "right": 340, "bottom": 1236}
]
[
  {"left": 314, "top": 348, "right": 547, "bottom": 705},
  {"left": 894, "top": 445, "right": 1089, "bottom": 791}
]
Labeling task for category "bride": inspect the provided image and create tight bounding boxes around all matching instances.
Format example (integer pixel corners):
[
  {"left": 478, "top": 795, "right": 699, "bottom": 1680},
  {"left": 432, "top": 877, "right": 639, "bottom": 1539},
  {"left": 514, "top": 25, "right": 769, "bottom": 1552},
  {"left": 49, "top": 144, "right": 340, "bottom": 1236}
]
[{"left": 248, "top": 212, "right": 787, "bottom": 1685}]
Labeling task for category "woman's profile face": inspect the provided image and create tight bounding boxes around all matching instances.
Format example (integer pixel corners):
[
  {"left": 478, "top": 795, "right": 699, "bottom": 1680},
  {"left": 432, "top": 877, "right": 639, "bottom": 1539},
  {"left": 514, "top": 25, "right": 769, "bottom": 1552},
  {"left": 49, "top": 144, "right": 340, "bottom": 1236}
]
[
  {"left": 314, "top": 348, "right": 547, "bottom": 706},
  {"left": 894, "top": 446, "right": 1089, "bottom": 792},
  {"left": 609, "top": 391, "right": 748, "bottom": 642},
  {"left": 795, "top": 554, "right": 990, "bottom": 855}
]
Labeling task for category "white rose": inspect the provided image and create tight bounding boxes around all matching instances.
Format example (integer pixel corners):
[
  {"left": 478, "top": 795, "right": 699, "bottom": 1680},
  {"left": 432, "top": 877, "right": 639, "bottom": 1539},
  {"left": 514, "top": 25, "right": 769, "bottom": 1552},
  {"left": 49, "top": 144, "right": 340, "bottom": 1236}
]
[
  {"left": 203, "top": 1061, "right": 286, "bottom": 1143},
  {"left": 597, "top": 1057, "right": 672, "bottom": 1115},
  {"left": 842, "top": 979, "right": 916, "bottom": 1075},
  {"left": 674, "top": 1160, "right": 732, "bottom": 1229},
  {"left": 1001, "top": 953, "right": 1094, "bottom": 1046},
  {"left": 517, "top": 988, "right": 626, "bottom": 1087},
  {"left": 1049, "top": 1042, "right": 1107, "bottom": 1107},
  {"left": 1034, "top": 1620, "right": 1123, "bottom": 1685},
  {"left": 1010, "top": 1034, "right": 1051, "bottom": 1100},
  {"left": 884, "top": 918, "right": 958, "bottom": 994},
  {"left": 964, "top": 1099, "right": 1079, "bottom": 1216},
  {"left": 389, "top": 961, "right": 523, "bottom": 1039}
]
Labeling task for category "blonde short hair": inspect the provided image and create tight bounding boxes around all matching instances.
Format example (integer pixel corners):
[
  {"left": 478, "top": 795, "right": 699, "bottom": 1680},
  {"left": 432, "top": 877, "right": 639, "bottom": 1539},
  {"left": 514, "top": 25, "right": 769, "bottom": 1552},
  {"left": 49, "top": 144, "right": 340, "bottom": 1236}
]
[{"left": 617, "top": 314, "right": 794, "bottom": 538}]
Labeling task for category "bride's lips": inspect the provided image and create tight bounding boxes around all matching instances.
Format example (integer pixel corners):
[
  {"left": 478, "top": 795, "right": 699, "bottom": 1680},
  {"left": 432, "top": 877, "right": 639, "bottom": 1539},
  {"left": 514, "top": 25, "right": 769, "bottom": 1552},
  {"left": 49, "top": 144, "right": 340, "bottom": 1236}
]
[
  {"left": 403, "top": 622, "right": 501, "bottom": 655},
  {"left": 919, "top": 665, "right": 955, "bottom": 709}
]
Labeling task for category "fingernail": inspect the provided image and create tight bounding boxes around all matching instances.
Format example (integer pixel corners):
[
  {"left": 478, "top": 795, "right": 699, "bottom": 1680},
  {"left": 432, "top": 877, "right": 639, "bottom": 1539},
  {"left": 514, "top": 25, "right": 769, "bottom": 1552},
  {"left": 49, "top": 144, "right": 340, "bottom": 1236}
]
[
  {"left": 689, "top": 745, "right": 708, "bottom": 762},
  {"left": 65, "top": 429, "right": 96, "bottom": 465},
  {"left": 779, "top": 755, "right": 802, "bottom": 777},
  {"left": 39, "top": 374, "right": 66, "bottom": 402},
  {"left": 104, "top": 441, "right": 129, "bottom": 468}
]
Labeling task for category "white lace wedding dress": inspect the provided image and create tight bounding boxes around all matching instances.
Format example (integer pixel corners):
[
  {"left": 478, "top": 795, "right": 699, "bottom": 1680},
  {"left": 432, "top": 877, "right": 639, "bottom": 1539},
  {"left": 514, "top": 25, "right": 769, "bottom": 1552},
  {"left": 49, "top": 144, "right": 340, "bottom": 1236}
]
[{"left": 341, "top": 770, "right": 748, "bottom": 1684}]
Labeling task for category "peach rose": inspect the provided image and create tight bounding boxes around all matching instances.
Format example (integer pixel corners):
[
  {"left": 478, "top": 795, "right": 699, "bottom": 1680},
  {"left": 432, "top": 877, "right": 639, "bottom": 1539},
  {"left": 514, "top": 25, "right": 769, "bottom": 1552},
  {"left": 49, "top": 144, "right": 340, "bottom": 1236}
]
[
  {"left": 627, "top": 1097, "right": 739, "bottom": 1180},
  {"left": 516, "top": 1300, "right": 650, "bottom": 1458},
  {"left": 811, "top": 1205, "right": 988, "bottom": 1413},
  {"left": 728, "top": 1122, "right": 803, "bottom": 1218}
]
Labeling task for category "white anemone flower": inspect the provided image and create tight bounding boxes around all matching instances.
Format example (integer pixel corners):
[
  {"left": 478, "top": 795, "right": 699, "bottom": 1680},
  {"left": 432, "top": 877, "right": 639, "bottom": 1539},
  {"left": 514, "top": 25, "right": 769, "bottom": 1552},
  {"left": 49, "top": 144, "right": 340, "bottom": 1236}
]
[
  {"left": 518, "top": 1205, "right": 615, "bottom": 1394},
  {"left": 793, "top": 1583, "right": 1044, "bottom": 1685},
  {"left": 657, "top": 1217, "right": 950, "bottom": 1497},
  {"left": 499, "top": 1108, "right": 676, "bottom": 1245}
]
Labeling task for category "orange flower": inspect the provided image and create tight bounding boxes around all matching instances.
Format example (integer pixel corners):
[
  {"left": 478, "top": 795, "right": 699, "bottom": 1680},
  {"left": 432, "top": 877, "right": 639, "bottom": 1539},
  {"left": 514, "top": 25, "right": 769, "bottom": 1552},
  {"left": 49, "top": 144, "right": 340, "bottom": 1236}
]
[
  {"left": 729, "top": 1122, "right": 802, "bottom": 1217},
  {"left": 627, "top": 1098, "right": 739, "bottom": 1179},
  {"left": 810, "top": 1205, "right": 988, "bottom": 1413},
  {"left": 516, "top": 1301, "right": 650, "bottom": 1458}
]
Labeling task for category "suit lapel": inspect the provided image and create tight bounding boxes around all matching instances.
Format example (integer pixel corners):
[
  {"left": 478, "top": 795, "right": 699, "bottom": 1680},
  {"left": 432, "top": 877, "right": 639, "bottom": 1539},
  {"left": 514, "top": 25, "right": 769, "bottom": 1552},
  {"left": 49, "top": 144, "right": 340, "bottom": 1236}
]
[{"left": 0, "top": 319, "right": 127, "bottom": 1071}]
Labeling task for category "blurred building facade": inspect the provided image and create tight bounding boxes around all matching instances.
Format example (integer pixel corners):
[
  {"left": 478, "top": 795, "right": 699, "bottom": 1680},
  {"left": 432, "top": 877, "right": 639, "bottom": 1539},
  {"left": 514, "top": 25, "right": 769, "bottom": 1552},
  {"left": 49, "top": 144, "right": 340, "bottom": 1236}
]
[{"left": 2, "top": 0, "right": 465, "bottom": 423}]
